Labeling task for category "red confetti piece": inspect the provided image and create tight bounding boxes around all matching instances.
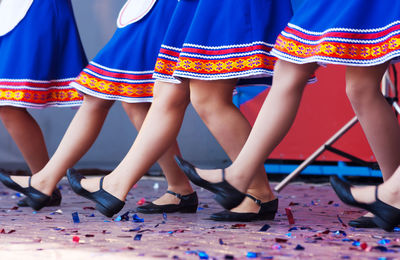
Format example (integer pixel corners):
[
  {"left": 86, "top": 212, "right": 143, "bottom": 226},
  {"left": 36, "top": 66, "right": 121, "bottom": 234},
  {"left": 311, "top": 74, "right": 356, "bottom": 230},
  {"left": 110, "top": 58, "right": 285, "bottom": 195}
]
[
  {"left": 231, "top": 224, "right": 246, "bottom": 229},
  {"left": 285, "top": 208, "right": 295, "bottom": 225},
  {"left": 136, "top": 198, "right": 146, "bottom": 205},
  {"left": 360, "top": 242, "right": 368, "bottom": 250},
  {"left": 72, "top": 236, "right": 80, "bottom": 243},
  {"left": 83, "top": 206, "right": 95, "bottom": 210}
]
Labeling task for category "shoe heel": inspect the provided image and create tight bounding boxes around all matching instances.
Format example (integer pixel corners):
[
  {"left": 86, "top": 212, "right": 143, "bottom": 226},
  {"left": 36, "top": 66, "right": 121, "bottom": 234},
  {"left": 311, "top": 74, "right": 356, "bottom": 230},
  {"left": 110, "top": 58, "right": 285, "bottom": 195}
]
[
  {"left": 373, "top": 216, "right": 395, "bottom": 232},
  {"left": 215, "top": 194, "right": 239, "bottom": 210},
  {"left": 26, "top": 197, "right": 49, "bottom": 211},
  {"left": 96, "top": 203, "right": 117, "bottom": 218},
  {"left": 258, "top": 212, "right": 276, "bottom": 220},
  {"left": 179, "top": 205, "right": 198, "bottom": 213}
]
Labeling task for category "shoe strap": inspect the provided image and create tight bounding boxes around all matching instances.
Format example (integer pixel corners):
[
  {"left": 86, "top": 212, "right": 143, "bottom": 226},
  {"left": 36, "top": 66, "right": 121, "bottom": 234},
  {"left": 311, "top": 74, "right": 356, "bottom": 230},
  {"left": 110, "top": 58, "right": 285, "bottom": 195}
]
[
  {"left": 221, "top": 168, "right": 226, "bottom": 180},
  {"left": 99, "top": 177, "right": 105, "bottom": 190},
  {"left": 166, "top": 190, "right": 182, "bottom": 199},
  {"left": 245, "top": 193, "right": 262, "bottom": 206},
  {"left": 28, "top": 176, "right": 32, "bottom": 187}
]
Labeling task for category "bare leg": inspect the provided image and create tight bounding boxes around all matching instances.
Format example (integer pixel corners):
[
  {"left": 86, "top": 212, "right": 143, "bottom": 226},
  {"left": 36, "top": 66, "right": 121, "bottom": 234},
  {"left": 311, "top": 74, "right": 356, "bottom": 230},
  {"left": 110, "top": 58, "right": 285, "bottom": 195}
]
[
  {"left": 0, "top": 106, "right": 49, "bottom": 173},
  {"left": 10, "top": 95, "right": 114, "bottom": 195},
  {"left": 189, "top": 79, "right": 275, "bottom": 212},
  {"left": 210, "top": 60, "right": 318, "bottom": 193},
  {"left": 346, "top": 63, "right": 400, "bottom": 181},
  {"left": 121, "top": 101, "right": 193, "bottom": 205},
  {"left": 80, "top": 80, "right": 191, "bottom": 201}
]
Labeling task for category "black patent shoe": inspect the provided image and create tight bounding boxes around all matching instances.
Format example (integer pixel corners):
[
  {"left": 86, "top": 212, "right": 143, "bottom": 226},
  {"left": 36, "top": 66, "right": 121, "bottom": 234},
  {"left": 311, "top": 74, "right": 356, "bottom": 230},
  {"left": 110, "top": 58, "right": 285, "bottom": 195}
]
[
  {"left": 210, "top": 194, "right": 278, "bottom": 222},
  {"left": 175, "top": 156, "right": 245, "bottom": 210},
  {"left": 0, "top": 172, "right": 50, "bottom": 211},
  {"left": 137, "top": 190, "right": 198, "bottom": 214},
  {"left": 330, "top": 176, "right": 400, "bottom": 231},
  {"left": 348, "top": 216, "right": 377, "bottom": 228},
  {"left": 66, "top": 168, "right": 125, "bottom": 218},
  {"left": 17, "top": 188, "right": 62, "bottom": 207}
]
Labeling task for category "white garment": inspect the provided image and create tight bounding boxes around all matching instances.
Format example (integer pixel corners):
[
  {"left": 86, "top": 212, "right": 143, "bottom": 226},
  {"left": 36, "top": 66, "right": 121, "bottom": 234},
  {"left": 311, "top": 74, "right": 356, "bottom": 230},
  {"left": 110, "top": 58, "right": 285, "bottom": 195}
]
[
  {"left": 117, "top": 0, "right": 157, "bottom": 28},
  {"left": 0, "top": 0, "right": 33, "bottom": 36}
]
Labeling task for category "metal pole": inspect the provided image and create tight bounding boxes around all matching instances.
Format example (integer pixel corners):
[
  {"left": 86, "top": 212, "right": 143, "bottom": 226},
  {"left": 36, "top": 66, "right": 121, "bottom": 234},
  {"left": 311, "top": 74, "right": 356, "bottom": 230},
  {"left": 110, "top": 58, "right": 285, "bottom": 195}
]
[{"left": 274, "top": 116, "right": 359, "bottom": 192}]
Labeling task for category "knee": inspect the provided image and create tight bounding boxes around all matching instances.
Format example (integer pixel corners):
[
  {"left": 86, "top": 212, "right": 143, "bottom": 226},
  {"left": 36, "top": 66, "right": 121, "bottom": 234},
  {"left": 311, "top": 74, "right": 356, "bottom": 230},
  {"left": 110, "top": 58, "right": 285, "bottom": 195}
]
[
  {"left": 345, "top": 79, "right": 381, "bottom": 107},
  {"left": 0, "top": 106, "right": 26, "bottom": 123},
  {"left": 152, "top": 83, "right": 190, "bottom": 111},
  {"left": 82, "top": 95, "right": 114, "bottom": 112},
  {"left": 190, "top": 92, "right": 215, "bottom": 119}
]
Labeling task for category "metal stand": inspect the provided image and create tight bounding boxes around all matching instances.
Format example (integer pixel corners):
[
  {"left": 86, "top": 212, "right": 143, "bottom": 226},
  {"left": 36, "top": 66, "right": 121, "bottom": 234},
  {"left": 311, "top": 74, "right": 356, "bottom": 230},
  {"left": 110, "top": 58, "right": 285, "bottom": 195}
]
[{"left": 274, "top": 66, "right": 399, "bottom": 192}]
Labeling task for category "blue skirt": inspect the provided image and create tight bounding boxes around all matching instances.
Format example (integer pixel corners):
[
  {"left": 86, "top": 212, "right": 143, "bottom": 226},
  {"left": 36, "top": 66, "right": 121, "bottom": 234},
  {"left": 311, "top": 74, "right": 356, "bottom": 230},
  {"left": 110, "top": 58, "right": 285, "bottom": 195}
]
[
  {"left": 272, "top": 0, "right": 400, "bottom": 66},
  {"left": 0, "top": 0, "right": 87, "bottom": 108},
  {"left": 72, "top": 0, "right": 177, "bottom": 103},
  {"left": 154, "top": 0, "right": 293, "bottom": 85}
]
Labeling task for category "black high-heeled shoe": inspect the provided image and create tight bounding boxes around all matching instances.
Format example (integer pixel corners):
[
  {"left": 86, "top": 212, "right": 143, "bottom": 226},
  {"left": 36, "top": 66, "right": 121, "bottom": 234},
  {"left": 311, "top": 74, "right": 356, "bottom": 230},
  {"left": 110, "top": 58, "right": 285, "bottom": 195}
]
[
  {"left": 137, "top": 190, "right": 198, "bottom": 214},
  {"left": 175, "top": 156, "right": 245, "bottom": 210},
  {"left": 66, "top": 168, "right": 125, "bottom": 218},
  {"left": 17, "top": 188, "right": 62, "bottom": 207},
  {"left": 330, "top": 176, "right": 400, "bottom": 231},
  {"left": 0, "top": 172, "right": 50, "bottom": 211},
  {"left": 210, "top": 194, "right": 278, "bottom": 222}
]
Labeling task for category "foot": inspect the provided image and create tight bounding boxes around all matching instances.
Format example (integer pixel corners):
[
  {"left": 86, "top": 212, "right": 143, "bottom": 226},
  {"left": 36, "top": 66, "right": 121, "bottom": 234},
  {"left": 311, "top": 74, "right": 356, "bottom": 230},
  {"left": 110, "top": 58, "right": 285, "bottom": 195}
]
[
  {"left": 67, "top": 169, "right": 125, "bottom": 217},
  {"left": 137, "top": 190, "right": 198, "bottom": 214},
  {"left": 9, "top": 175, "right": 53, "bottom": 196},
  {"left": 330, "top": 176, "right": 400, "bottom": 231},
  {"left": 175, "top": 156, "right": 246, "bottom": 210},
  {"left": 210, "top": 194, "right": 278, "bottom": 222},
  {"left": 17, "top": 188, "right": 62, "bottom": 207}
]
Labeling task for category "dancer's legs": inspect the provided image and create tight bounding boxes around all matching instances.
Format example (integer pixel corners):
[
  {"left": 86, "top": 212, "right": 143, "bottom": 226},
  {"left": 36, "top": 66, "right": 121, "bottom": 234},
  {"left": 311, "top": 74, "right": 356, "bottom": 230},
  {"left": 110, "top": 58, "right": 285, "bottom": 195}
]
[
  {"left": 189, "top": 79, "right": 275, "bottom": 212},
  {"left": 81, "top": 80, "right": 191, "bottom": 201},
  {"left": 10, "top": 95, "right": 114, "bottom": 195},
  {"left": 345, "top": 63, "right": 400, "bottom": 181},
  {"left": 0, "top": 107, "right": 49, "bottom": 173},
  {"left": 203, "top": 60, "right": 319, "bottom": 193},
  {"left": 121, "top": 101, "right": 193, "bottom": 205}
]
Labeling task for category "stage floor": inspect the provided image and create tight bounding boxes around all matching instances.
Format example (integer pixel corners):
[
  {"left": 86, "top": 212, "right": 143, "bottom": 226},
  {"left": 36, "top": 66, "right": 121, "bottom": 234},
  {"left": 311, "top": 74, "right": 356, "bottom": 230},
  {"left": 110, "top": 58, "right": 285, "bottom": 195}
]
[{"left": 0, "top": 177, "right": 399, "bottom": 259}]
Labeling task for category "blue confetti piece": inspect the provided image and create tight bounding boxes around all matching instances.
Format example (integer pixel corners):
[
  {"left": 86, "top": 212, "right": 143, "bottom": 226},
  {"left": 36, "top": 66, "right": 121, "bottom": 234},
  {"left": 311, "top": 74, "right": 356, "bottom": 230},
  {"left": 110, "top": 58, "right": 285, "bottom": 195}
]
[
  {"left": 114, "top": 216, "right": 122, "bottom": 222},
  {"left": 336, "top": 215, "right": 347, "bottom": 227},
  {"left": 132, "top": 214, "right": 144, "bottom": 223},
  {"left": 198, "top": 251, "right": 209, "bottom": 259},
  {"left": 286, "top": 232, "right": 292, "bottom": 238},
  {"left": 87, "top": 213, "right": 95, "bottom": 217},
  {"left": 288, "top": 227, "right": 298, "bottom": 231},
  {"left": 15, "top": 193, "right": 22, "bottom": 198},
  {"left": 103, "top": 220, "right": 111, "bottom": 222},
  {"left": 219, "top": 238, "right": 224, "bottom": 245},
  {"left": 294, "top": 244, "right": 305, "bottom": 250},
  {"left": 378, "top": 257, "right": 387, "bottom": 260},
  {"left": 163, "top": 213, "right": 167, "bottom": 221},
  {"left": 342, "top": 238, "right": 354, "bottom": 242},
  {"left": 246, "top": 252, "right": 258, "bottom": 258},
  {"left": 378, "top": 239, "right": 390, "bottom": 245},
  {"left": 333, "top": 230, "right": 347, "bottom": 237},
  {"left": 352, "top": 241, "right": 360, "bottom": 247},
  {"left": 32, "top": 211, "right": 37, "bottom": 214},
  {"left": 333, "top": 203, "right": 340, "bottom": 207},
  {"left": 197, "top": 207, "right": 204, "bottom": 211},
  {"left": 134, "top": 234, "right": 142, "bottom": 241},
  {"left": 72, "top": 212, "right": 80, "bottom": 223},
  {"left": 259, "top": 224, "right": 271, "bottom": 232},
  {"left": 121, "top": 211, "right": 130, "bottom": 221},
  {"left": 394, "top": 227, "right": 400, "bottom": 232}
]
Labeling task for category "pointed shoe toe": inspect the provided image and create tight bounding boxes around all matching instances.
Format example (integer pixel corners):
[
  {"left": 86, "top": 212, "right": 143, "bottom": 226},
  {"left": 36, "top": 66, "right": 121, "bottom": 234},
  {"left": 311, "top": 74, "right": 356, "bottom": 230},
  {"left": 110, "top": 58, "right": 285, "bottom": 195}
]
[{"left": 67, "top": 168, "right": 125, "bottom": 217}]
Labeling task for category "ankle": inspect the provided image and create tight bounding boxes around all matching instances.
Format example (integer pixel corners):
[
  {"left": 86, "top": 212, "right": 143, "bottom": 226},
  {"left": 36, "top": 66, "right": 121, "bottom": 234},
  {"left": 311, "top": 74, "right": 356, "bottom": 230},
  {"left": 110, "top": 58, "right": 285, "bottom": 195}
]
[
  {"left": 166, "top": 185, "right": 194, "bottom": 195},
  {"left": 246, "top": 188, "right": 276, "bottom": 202}
]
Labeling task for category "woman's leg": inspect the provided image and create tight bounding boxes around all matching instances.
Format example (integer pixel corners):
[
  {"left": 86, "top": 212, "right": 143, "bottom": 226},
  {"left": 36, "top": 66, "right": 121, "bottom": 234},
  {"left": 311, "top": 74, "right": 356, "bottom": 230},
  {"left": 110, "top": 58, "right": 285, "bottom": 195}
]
[
  {"left": 80, "top": 80, "right": 191, "bottom": 201},
  {"left": 189, "top": 79, "right": 275, "bottom": 212},
  {"left": 189, "top": 60, "right": 318, "bottom": 193},
  {"left": 121, "top": 101, "right": 193, "bottom": 205},
  {"left": 0, "top": 107, "right": 49, "bottom": 173},
  {"left": 9, "top": 95, "right": 114, "bottom": 195},
  {"left": 345, "top": 63, "right": 400, "bottom": 181}
]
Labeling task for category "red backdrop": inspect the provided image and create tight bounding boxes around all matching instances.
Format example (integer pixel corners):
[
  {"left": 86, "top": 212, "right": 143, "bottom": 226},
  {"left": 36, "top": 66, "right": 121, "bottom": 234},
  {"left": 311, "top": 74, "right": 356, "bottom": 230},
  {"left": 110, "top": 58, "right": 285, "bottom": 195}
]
[{"left": 239, "top": 64, "right": 400, "bottom": 162}]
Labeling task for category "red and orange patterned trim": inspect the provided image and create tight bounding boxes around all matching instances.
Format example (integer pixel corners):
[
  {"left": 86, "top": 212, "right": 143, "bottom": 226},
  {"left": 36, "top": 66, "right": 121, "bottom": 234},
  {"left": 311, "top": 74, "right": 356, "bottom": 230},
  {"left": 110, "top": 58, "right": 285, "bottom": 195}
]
[{"left": 0, "top": 79, "right": 82, "bottom": 108}]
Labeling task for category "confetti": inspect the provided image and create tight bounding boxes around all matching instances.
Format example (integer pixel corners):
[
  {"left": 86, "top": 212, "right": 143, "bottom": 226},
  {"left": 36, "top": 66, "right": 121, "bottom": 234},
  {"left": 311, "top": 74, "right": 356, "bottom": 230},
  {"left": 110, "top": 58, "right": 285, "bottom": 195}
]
[
  {"left": 246, "top": 252, "right": 258, "bottom": 258},
  {"left": 136, "top": 198, "right": 146, "bottom": 205},
  {"left": 336, "top": 215, "right": 347, "bottom": 227},
  {"left": 259, "top": 224, "right": 271, "bottom": 232},
  {"left": 294, "top": 244, "right": 305, "bottom": 250},
  {"left": 285, "top": 208, "right": 295, "bottom": 225},
  {"left": 163, "top": 213, "right": 167, "bottom": 221},
  {"left": 72, "top": 212, "right": 80, "bottom": 224},
  {"left": 132, "top": 214, "right": 144, "bottom": 223},
  {"left": 198, "top": 251, "right": 209, "bottom": 259},
  {"left": 72, "top": 236, "right": 80, "bottom": 243},
  {"left": 134, "top": 234, "right": 142, "bottom": 241}
]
